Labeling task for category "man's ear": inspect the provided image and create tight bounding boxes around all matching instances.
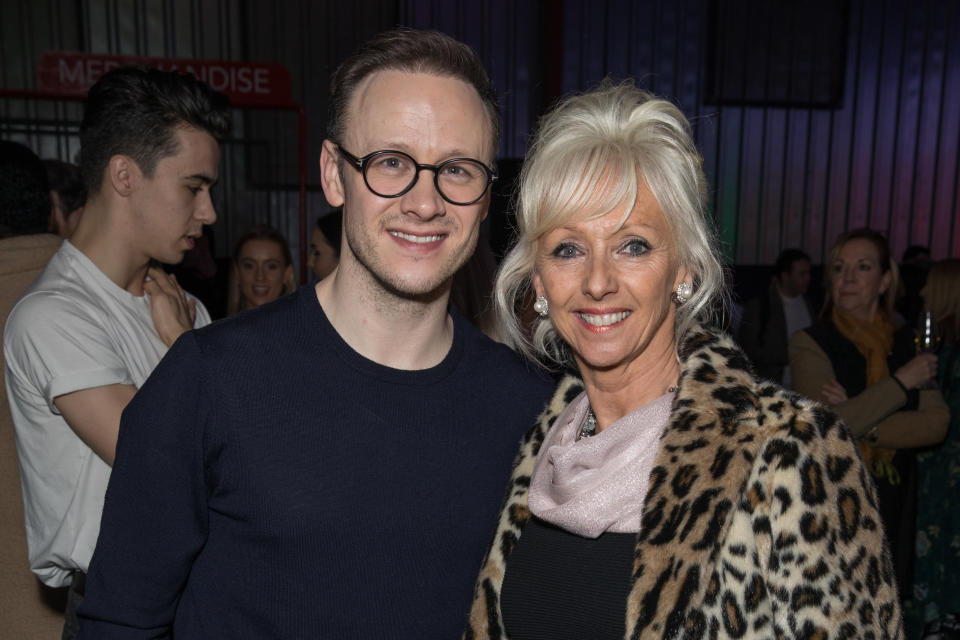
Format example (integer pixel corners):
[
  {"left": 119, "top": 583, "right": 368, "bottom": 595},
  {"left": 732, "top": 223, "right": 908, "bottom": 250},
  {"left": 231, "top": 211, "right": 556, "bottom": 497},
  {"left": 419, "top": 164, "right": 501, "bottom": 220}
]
[
  {"left": 319, "top": 140, "right": 345, "bottom": 207},
  {"left": 108, "top": 155, "right": 139, "bottom": 197}
]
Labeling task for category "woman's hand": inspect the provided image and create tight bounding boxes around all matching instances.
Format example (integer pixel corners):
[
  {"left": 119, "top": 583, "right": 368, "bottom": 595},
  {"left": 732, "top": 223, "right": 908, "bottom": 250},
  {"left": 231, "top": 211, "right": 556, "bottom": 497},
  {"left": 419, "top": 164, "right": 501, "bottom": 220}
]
[
  {"left": 821, "top": 379, "right": 848, "bottom": 405},
  {"left": 894, "top": 352, "right": 938, "bottom": 390}
]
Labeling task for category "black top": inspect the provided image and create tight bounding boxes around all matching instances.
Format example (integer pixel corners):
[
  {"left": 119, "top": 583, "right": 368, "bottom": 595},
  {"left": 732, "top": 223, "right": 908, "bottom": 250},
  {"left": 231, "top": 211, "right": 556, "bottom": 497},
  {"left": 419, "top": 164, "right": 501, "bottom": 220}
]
[{"left": 501, "top": 517, "right": 636, "bottom": 640}]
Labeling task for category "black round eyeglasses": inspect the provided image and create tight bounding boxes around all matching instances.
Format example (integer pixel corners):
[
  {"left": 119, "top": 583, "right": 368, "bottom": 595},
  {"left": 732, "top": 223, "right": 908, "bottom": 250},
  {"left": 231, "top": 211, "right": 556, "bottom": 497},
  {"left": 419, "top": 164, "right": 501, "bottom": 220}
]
[{"left": 336, "top": 146, "right": 497, "bottom": 206}]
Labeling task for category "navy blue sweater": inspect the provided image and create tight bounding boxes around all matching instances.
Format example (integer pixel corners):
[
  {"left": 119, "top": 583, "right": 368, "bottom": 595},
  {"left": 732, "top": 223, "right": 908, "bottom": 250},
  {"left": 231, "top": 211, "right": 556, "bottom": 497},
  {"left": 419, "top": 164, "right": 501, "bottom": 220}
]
[{"left": 77, "top": 286, "right": 552, "bottom": 639}]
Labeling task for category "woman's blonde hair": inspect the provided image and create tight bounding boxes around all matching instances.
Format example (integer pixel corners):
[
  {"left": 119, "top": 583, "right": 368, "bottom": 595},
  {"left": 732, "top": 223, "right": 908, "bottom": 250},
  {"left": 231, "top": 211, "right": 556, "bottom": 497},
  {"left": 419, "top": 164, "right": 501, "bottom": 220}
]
[
  {"left": 923, "top": 258, "right": 960, "bottom": 344},
  {"left": 495, "top": 80, "right": 727, "bottom": 367}
]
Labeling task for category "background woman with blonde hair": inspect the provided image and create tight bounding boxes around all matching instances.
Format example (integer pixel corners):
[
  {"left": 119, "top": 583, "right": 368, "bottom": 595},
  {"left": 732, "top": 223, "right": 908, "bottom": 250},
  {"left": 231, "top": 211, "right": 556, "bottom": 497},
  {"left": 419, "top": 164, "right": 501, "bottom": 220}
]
[
  {"left": 909, "top": 258, "right": 960, "bottom": 634},
  {"left": 226, "top": 225, "right": 296, "bottom": 315},
  {"left": 789, "top": 228, "right": 949, "bottom": 606}
]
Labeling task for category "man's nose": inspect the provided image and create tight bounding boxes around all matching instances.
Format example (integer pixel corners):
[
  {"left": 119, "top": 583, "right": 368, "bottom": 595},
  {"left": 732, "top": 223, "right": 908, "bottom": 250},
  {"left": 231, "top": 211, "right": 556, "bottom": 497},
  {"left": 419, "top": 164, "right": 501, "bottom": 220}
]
[
  {"left": 399, "top": 169, "right": 445, "bottom": 220},
  {"left": 195, "top": 191, "right": 217, "bottom": 225}
]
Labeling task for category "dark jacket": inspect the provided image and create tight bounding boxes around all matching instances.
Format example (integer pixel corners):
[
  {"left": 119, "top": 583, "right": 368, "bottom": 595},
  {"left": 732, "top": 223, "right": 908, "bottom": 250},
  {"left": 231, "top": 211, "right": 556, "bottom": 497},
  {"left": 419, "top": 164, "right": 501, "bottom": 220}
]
[{"left": 738, "top": 284, "right": 814, "bottom": 383}]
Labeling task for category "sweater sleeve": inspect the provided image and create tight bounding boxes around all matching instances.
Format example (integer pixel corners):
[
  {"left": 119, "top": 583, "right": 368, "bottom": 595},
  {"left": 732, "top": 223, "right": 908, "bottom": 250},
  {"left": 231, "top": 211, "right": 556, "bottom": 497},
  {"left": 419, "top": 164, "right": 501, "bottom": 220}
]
[
  {"left": 76, "top": 332, "right": 210, "bottom": 638},
  {"left": 789, "top": 330, "right": 949, "bottom": 446},
  {"left": 788, "top": 329, "right": 906, "bottom": 437}
]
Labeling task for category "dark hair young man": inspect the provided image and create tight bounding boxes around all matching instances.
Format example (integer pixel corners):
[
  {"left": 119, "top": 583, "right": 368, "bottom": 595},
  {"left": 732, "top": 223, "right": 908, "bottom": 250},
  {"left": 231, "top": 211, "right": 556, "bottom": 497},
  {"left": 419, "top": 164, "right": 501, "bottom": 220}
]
[
  {"left": 78, "top": 29, "right": 551, "bottom": 638},
  {"left": 3, "top": 66, "right": 229, "bottom": 638},
  {"left": 739, "top": 248, "right": 815, "bottom": 384}
]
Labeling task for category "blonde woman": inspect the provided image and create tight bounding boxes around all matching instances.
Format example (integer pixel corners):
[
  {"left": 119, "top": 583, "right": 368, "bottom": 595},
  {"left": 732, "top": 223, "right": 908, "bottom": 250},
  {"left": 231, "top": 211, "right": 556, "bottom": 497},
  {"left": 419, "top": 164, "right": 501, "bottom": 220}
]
[
  {"left": 226, "top": 225, "right": 296, "bottom": 314},
  {"left": 790, "top": 228, "right": 948, "bottom": 605},
  {"left": 910, "top": 258, "right": 960, "bottom": 633},
  {"left": 466, "top": 83, "right": 903, "bottom": 639}
]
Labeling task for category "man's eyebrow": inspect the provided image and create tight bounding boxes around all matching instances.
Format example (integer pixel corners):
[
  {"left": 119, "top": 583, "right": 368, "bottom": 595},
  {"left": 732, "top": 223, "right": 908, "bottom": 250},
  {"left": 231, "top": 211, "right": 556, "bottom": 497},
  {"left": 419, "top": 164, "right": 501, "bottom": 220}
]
[
  {"left": 183, "top": 173, "right": 217, "bottom": 185},
  {"left": 373, "top": 142, "right": 486, "bottom": 161}
]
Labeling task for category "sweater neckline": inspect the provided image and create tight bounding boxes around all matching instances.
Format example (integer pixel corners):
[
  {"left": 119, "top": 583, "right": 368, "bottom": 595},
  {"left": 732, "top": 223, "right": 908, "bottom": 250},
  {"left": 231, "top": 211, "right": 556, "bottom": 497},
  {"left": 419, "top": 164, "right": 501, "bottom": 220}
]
[{"left": 301, "top": 284, "right": 465, "bottom": 385}]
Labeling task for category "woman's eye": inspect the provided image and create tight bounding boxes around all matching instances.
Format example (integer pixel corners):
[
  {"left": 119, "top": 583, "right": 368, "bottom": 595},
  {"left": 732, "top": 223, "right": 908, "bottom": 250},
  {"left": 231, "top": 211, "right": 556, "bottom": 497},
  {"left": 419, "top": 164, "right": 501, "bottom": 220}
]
[
  {"left": 621, "top": 239, "right": 650, "bottom": 257},
  {"left": 551, "top": 243, "right": 579, "bottom": 259}
]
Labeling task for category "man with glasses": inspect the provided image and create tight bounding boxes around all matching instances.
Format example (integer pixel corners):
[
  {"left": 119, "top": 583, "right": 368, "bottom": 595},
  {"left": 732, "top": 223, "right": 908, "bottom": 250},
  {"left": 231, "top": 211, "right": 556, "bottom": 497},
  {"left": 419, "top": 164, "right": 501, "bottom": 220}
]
[{"left": 77, "top": 29, "right": 551, "bottom": 638}]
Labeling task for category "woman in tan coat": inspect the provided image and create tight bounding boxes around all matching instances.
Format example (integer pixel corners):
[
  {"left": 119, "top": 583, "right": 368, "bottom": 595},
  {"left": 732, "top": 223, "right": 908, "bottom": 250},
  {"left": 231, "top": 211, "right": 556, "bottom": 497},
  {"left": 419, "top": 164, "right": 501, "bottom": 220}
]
[{"left": 789, "top": 228, "right": 948, "bottom": 604}]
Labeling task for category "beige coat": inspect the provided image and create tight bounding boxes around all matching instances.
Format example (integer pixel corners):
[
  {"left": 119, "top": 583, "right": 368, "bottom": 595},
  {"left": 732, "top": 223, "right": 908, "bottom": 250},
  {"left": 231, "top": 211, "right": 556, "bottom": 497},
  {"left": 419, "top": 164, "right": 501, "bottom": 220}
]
[{"left": 0, "top": 233, "right": 66, "bottom": 637}]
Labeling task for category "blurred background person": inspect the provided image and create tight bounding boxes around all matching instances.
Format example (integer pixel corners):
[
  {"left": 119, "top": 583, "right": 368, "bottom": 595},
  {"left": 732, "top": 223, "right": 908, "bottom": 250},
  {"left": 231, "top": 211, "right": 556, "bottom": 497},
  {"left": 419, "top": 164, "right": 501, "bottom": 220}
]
[
  {"left": 450, "top": 232, "right": 502, "bottom": 342},
  {"left": 43, "top": 159, "right": 86, "bottom": 239},
  {"left": 0, "top": 139, "right": 66, "bottom": 638},
  {"left": 897, "top": 244, "right": 933, "bottom": 330},
  {"left": 309, "top": 210, "right": 341, "bottom": 281},
  {"left": 789, "top": 227, "right": 948, "bottom": 606},
  {"left": 467, "top": 83, "right": 902, "bottom": 638},
  {"left": 908, "top": 258, "right": 960, "bottom": 636},
  {"left": 737, "top": 248, "right": 814, "bottom": 385},
  {"left": 226, "top": 224, "right": 295, "bottom": 314}
]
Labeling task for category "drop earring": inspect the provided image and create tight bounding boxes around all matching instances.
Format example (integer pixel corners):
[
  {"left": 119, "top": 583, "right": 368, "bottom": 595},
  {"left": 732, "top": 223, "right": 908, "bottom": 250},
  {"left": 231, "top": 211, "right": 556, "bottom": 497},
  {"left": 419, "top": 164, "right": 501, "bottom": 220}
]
[
  {"left": 672, "top": 281, "right": 693, "bottom": 305},
  {"left": 533, "top": 295, "right": 549, "bottom": 317}
]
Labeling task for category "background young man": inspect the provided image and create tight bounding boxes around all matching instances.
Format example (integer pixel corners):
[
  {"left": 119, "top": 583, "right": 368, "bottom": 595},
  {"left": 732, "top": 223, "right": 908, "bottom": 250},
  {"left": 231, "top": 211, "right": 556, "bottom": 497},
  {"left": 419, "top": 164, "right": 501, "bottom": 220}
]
[{"left": 3, "top": 66, "right": 229, "bottom": 637}]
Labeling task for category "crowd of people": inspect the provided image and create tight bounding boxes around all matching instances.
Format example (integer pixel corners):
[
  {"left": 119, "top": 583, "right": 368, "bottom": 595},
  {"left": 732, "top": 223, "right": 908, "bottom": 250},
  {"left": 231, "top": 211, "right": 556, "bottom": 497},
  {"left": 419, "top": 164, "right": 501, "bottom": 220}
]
[{"left": 1, "top": 26, "right": 956, "bottom": 640}]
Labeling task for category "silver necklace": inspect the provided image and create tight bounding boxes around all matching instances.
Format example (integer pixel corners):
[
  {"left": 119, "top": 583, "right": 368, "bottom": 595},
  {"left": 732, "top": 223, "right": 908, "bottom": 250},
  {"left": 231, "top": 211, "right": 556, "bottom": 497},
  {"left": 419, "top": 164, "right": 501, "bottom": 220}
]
[{"left": 577, "top": 385, "right": 679, "bottom": 441}]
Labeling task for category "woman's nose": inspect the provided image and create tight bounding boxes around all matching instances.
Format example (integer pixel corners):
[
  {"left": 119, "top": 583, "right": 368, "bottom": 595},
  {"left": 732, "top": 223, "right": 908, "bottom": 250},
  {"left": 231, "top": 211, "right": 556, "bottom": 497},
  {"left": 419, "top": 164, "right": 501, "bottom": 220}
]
[{"left": 582, "top": 254, "right": 617, "bottom": 299}]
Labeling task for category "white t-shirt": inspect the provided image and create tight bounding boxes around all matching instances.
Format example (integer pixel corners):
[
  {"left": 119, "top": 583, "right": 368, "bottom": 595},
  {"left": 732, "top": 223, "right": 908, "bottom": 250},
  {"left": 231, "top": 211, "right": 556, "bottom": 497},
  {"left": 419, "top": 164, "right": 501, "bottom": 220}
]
[{"left": 2, "top": 240, "right": 211, "bottom": 587}]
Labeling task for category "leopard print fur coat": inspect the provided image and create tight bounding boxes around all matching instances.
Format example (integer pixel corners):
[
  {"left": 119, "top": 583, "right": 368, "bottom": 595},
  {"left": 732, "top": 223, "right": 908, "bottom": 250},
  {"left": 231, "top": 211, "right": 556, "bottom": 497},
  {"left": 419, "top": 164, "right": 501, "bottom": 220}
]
[{"left": 466, "top": 327, "right": 903, "bottom": 639}]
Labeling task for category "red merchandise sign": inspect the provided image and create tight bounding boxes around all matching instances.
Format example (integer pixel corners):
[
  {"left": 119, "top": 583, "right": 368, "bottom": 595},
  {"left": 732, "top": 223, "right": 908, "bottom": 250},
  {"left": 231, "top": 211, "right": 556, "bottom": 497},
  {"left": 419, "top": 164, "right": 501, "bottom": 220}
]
[{"left": 37, "top": 51, "right": 293, "bottom": 107}]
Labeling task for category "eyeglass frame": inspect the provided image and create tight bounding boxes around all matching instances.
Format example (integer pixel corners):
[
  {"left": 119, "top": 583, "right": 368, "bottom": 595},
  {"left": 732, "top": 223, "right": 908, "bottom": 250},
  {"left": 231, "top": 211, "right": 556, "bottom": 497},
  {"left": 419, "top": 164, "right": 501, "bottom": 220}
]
[{"left": 335, "top": 145, "right": 498, "bottom": 206}]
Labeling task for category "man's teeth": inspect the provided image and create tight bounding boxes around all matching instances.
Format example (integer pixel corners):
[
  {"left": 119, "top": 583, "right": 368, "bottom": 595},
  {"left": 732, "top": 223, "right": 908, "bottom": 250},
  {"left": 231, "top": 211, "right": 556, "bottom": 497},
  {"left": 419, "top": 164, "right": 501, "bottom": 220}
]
[
  {"left": 389, "top": 231, "right": 443, "bottom": 243},
  {"left": 579, "top": 311, "right": 631, "bottom": 327}
]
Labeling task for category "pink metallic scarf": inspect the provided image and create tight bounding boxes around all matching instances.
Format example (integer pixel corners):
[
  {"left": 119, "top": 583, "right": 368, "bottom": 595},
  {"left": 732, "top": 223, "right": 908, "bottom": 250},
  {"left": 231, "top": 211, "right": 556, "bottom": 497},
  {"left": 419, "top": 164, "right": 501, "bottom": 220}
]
[{"left": 528, "top": 390, "right": 674, "bottom": 538}]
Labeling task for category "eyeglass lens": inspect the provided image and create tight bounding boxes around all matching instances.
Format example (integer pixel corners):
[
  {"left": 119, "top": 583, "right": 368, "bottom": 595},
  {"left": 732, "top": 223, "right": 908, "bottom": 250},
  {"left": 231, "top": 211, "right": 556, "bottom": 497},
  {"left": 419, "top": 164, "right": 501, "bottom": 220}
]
[{"left": 363, "top": 152, "right": 489, "bottom": 204}]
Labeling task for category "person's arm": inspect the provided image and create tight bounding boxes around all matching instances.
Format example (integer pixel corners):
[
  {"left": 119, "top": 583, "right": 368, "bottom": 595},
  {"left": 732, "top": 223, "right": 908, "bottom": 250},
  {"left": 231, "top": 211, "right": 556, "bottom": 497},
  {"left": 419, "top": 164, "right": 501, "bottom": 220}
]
[
  {"left": 53, "top": 384, "right": 136, "bottom": 465},
  {"left": 789, "top": 330, "right": 906, "bottom": 437},
  {"left": 860, "top": 389, "right": 948, "bottom": 448},
  {"left": 789, "top": 330, "right": 948, "bottom": 446},
  {"left": 757, "top": 406, "right": 903, "bottom": 635},
  {"left": 76, "top": 333, "right": 210, "bottom": 638}
]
